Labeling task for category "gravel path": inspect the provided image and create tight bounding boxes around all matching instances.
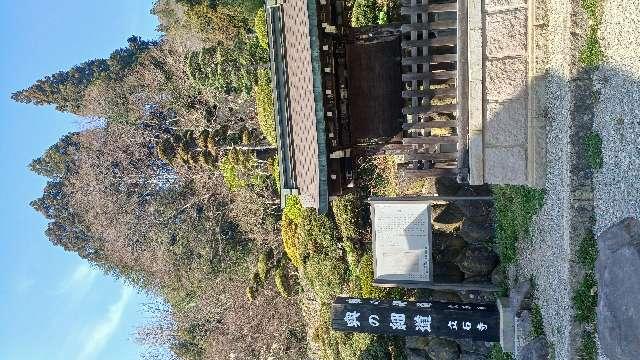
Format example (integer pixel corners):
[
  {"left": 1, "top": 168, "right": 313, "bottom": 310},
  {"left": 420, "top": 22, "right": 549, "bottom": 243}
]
[
  {"left": 592, "top": 1, "right": 640, "bottom": 358},
  {"left": 516, "top": 0, "right": 586, "bottom": 359},
  {"left": 593, "top": 0, "right": 640, "bottom": 236}
]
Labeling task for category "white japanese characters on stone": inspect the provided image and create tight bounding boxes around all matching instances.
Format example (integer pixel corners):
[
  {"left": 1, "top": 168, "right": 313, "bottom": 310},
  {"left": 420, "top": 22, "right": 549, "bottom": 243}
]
[
  {"left": 448, "top": 320, "right": 458, "bottom": 330},
  {"left": 347, "top": 298, "right": 363, "bottom": 304},
  {"left": 476, "top": 322, "right": 488, "bottom": 331},
  {"left": 414, "top": 315, "right": 432, "bottom": 333},
  {"left": 462, "top": 305, "right": 472, "bottom": 310},
  {"left": 462, "top": 321, "right": 472, "bottom": 331},
  {"left": 368, "top": 315, "right": 380, "bottom": 327},
  {"left": 390, "top": 313, "right": 407, "bottom": 330},
  {"left": 448, "top": 304, "right": 459, "bottom": 309},
  {"left": 392, "top": 300, "right": 407, "bottom": 307},
  {"left": 344, "top": 311, "right": 361, "bottom": 327},
  {"left": 369, "top": 300, "right": 380, "bottom": 305},
  {"left": 416, "top": 302, "right": 432, "bottom": 308}
]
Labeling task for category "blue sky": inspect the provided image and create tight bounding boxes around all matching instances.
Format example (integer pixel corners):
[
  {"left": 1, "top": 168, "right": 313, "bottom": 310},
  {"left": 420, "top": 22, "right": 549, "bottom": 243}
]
[{"left": 0, "top": 1, "right": 164, "bottom": 359}]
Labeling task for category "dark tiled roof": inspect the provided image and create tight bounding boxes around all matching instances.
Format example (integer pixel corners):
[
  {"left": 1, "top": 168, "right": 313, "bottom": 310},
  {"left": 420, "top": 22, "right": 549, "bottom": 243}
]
[{"left": 268, "top": 0, "right": 328, "bottom": 212}]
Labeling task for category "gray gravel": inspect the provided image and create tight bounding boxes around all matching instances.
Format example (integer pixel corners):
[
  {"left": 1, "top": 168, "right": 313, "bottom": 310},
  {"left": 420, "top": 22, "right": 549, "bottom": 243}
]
[
  {"left": 592, "top": 0, "right": 640, "bottom": 236},
  {"left": 515, "top": 0, "right": 586, "bottom": 359},
  {"left": 592, "top": 0, "right": 640, "bottom": 358}
]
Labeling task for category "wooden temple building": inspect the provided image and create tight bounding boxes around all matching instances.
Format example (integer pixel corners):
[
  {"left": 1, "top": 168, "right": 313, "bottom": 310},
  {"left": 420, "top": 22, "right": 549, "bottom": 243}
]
[{"left": 266, "top": 0, "right": 468, "bottom": 212}]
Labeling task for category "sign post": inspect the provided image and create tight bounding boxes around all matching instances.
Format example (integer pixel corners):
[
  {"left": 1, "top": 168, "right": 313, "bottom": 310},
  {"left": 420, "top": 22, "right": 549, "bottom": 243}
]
[{"left": 331, "top": 297, "right": 500, "bottom": 342}]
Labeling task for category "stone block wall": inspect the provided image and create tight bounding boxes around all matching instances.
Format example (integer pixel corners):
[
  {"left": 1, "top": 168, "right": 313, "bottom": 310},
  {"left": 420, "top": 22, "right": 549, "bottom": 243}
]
[{"left": 483, "top": 0, "right": 530, "bottom": 185}]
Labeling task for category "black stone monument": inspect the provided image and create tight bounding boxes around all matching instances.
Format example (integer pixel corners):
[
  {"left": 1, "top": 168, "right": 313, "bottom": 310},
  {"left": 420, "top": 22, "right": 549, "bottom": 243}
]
[{"left": 331, "top": 296, "right": 500, "bottom": 342}]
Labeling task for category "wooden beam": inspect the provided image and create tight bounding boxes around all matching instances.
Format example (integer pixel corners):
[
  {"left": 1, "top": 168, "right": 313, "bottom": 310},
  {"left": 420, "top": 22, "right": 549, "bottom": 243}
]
[
  {"left": 431, "top": 54, "right": 457, "bottom": 63},
  {"left": 402, "top": 152, "right": 459, "bottom": 161},
  {"left": 402, "top": 104, "right": 457, "bottom": 115},
  {"left": 431, "top": 86, "right": 458, "bottom": 97},
  {"left": 402, "top": 72, "right": 431, "bottom": 81},
  {"left": 456, "top": 0, "right": 470, "bottom": 182},
  {"left": 430, "top": 35, "right": 457, "bottom": 46},
  {"left": 402, "top": 136, "right": 460, "bottom": 145},
  {"left": 401, "top": 20, "right": 457, "bottom": 32},
  {"left": 402, "top": 36, "right": 457, "bottom": 49},
  {"left": 431, "top": 70, "right": 457, "bottom": 80},
  {"left": 401, "top": 2, "right": 458, "bottom": 14},
  {"left": 430, "top": 19, "right": 458, "bottom": 30},
  {"left": 403, "top": 120, "right": 458, "bottom": 130},
  {"left": 402, "top": 89, "right": 431, "bottom": 98},
  {"left": 401, "top": 39, "right": 431, "bottom": 48},
  {"left": 402, "top": 87, "right": 456, "bottom": 98},
  {"left": 427, "top": 2, "right": 458, "bottom": 12},
  {"left": 368, "top": 195, "right": 494, "bottom": 203},
  {"left": 401, "top": 168, "right": 459, "bottom": 177},
  {"left": 402, "top": 56, "right": 429, "bottom": 65}
]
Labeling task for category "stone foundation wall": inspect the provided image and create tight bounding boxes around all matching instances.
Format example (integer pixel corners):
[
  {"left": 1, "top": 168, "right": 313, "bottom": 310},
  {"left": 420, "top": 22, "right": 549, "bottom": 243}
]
[{"left": 482, "top": 0, "right": 530, "bottom": 185}]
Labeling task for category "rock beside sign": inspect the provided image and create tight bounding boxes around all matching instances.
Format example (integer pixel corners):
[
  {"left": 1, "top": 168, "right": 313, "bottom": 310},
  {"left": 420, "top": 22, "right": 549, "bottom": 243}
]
[
  {"left": 596, "top": 217, "right": 640, "bottom": 360},
  {"left": 455, "top": 246, "right": 499, "bottom": 276},
  {"left": 517, "top": 337, "right": 549, "bottom": 360},
  {"left": 426, "top": 338, "right": 460, "bottom": 360}
]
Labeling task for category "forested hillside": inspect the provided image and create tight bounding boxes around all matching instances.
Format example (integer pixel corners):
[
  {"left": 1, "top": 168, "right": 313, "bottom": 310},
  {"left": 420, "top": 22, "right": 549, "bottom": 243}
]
[
  {"left": 16, "top": 0, "right": 305, "bottom": 358},
  {"left": 16, "top": 1, "right": 407, "bottom": 359}
]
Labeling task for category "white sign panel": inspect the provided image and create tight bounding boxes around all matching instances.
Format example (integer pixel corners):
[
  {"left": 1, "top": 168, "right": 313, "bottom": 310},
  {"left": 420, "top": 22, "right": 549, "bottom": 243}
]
[{"left": 372, "top": 202, "right": 432, "bottom": 282}]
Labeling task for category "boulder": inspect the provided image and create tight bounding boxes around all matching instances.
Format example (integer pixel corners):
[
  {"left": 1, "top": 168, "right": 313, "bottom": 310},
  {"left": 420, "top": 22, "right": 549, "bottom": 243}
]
[
  {"left": 434, "top": 262, "right": 466, "bottom": 283},
  {"left": 433, "top": 232, "right": 467, "bottom": 263},
  {"left": 459, "top": 290, "right": 497, "bottom": 304},
  {"left": 428, "top": 290, "right": 463, "bottom": 303},
  {"left": 459, "top": 352, "right": 486, "bottom": 360},
  {"left": 406, "top": 336, "right": 430, "bottom": 351},
  {"left": 596, "top": 217, "right": 640, "bottom": 360},
  {"left": 517, "top": 337, "right": 548, "bottom": 360},
  {"left": 426, "top": 338, "right": 460, "bottom": 360},
  {"left": 406, "top": 348, "right": 428, "bottom": 360},
  {"left": 457, "top": 339, "right": 492, "bottom": 355},
  {"left": 455, "top": 188, "right": 492, "bottom": 218},
  {"left": 436, "top": 177, "right": 462, "bottom": 196},
  {"left": 460, "top": 219, "right": 494, "bottom": 244},
  {"left": 491, "top": 266, "right": 505, "bottom": 285},
  {"left": 432, "top": 203, "right": 465, "bottom": 231},
  {"left": 455, "top": 246, "right": 499, "bottom": 276},
  {"left": 515, "top": 311, "right": 535, "bottom": 354},
  {"left": 435, "top": 204, "right": 466, "bottom": 224}
]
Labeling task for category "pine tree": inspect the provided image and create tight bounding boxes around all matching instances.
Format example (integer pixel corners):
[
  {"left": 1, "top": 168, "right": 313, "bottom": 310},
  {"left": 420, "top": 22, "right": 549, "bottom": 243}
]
[
  {"left": 11, "top": 59, "right": 109, "bottom": 114},
  {"left": 186, "top": 37, "right": 267, "bottom": 95},
  {"left": 11, "top": 36, "right": 156, "bottom": 116}
]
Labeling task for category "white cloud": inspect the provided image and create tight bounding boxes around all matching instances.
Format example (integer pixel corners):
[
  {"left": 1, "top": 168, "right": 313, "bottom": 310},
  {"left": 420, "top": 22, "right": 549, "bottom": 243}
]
[
  {"left": 57, "top": 262, "right": 98, "bottom": 297},
  {"left": 15, "top": 278, "right": 35, "bottom": 294},
  {"left": 58, "top": 262, "right": 98, "bottom": 293},
  {"left": 77, "top": 286, "right": 134, "bottom": 360}
]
